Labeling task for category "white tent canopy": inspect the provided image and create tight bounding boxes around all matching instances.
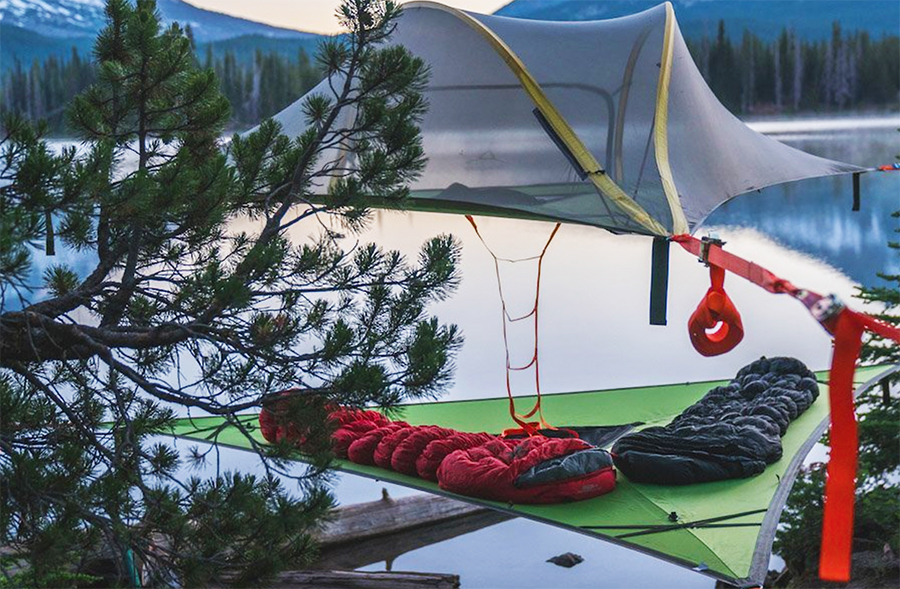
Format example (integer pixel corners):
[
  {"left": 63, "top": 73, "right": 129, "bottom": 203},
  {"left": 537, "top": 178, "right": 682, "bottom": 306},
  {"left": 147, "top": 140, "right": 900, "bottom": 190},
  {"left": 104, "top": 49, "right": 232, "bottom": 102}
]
[{"left": 268, "top": 1, "right": 863, "bottom": 236}]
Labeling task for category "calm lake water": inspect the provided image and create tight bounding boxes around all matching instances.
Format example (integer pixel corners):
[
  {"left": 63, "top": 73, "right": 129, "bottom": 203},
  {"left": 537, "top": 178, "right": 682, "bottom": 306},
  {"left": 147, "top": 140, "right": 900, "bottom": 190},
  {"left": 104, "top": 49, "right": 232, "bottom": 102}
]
[{"left": 32, "top": 114, "right": 900, "bottom": 587}]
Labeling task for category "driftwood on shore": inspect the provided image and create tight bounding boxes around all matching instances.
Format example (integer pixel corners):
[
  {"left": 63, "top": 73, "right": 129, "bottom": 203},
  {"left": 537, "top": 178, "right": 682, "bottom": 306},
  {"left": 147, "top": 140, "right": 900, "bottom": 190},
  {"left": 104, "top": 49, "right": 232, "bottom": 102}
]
[
  {"left": 316, "top": 507, "right": 511, "bottom": 570},
  {"left": 310, "top": 489, "right": 513, "bottom": 583},
  {"left": 253, "top": 570, "right": 461, "bottom": 589},
  {"left": 316, "top": 490, "right": 493, "bottom": 546}
]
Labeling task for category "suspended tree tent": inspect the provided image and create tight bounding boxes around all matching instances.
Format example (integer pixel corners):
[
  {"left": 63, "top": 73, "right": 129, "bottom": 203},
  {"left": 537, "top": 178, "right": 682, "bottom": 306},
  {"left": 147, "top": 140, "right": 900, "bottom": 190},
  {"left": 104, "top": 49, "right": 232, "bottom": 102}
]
[{"left": 200, "top": 1, "right": 900, "bottom": 585}]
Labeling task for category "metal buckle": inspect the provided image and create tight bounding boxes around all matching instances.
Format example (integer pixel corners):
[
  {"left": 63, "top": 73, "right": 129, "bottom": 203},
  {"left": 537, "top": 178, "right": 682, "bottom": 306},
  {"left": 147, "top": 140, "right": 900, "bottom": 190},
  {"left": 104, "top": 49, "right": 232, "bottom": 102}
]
[
  {"left": 795, "top": 291, "right": 845, "bottom": 327},
  {"left": 698, "top": 234, "right": 725, "bottom": 266}
]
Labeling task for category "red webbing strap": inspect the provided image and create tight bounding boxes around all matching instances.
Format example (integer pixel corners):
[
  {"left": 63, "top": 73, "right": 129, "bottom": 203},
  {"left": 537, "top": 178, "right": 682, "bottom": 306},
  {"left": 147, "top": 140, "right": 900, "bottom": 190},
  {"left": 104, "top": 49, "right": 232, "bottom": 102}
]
[
  {"left": 466, "top": 215, "right": 562, "bottom": 436},
  {"left": 688, "top": 264, "right": 745, "bottom": 356},
  {"left": 673, "top": 233, "right": 900, "bottom": 582},
  {"left": 819, "top": 309, "right": 864, "bottom": 581},
  {"left": 671, "top": 234, "right": 799, "bottom": 295}
]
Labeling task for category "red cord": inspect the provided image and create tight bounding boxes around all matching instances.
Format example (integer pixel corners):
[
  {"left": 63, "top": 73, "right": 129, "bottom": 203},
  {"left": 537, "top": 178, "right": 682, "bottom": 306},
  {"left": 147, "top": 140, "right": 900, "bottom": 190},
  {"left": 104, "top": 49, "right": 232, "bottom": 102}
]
[{"left": 466, "top": 215, "right": 561, "bottom": 436}]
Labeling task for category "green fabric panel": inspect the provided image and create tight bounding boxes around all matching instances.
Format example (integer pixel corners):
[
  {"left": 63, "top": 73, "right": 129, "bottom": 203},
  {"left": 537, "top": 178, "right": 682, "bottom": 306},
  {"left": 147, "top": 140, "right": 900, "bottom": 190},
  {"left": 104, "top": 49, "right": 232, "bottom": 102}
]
[
  {"left": 315, "top": 185, "right": 658, "bottom": 235},
  {"left": 391, "top": 379, "right": 720, "bottom": 432},
  {"left": 168, "top": 365, "right": 890, "bottom": 584}
]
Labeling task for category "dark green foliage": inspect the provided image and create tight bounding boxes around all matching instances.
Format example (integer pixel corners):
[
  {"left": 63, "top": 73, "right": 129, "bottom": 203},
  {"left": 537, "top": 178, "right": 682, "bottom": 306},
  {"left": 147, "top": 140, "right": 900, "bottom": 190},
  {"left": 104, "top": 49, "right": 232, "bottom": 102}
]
[
  {"left": 1, "top": 39, "right": 321, "bottom": 135},
  {"left": 689, "top": 21, "right": 899, "bottom": 114},
  {"left": 857, "top": 209, "right": 900, "bottom": 365},
  {"left": 774, "top": 384, "right": 899, "bottom": 584},
  {"left": 1, "top": 0, "right": 460, "bottom": 585}
]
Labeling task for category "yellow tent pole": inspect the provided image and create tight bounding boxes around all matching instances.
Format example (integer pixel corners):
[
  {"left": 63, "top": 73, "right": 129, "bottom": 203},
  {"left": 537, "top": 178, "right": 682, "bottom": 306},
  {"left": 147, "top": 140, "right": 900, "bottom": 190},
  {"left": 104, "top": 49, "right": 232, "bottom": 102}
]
[
  {"left": 653, "top": 2, "right": 690, "bottom": 234},
  {"left": 404, "top": 1, "right": 669, "bottom": 236}
]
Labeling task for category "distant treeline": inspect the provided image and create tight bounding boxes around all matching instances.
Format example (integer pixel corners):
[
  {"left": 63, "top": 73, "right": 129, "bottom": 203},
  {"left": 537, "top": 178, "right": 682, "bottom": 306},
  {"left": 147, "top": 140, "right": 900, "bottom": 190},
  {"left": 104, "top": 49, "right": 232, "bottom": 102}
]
[
  {"left": 690, "top": 22, "right": 899, "bottom": 114},
  {"left": 2, "top": 46, "right": 322, "bottom": 135},
  {"left": 3, "top": 21, "right": 898, "bottom": 135},
  {"left": 204, "top": 47, "right": 321, "bottom": 129}
]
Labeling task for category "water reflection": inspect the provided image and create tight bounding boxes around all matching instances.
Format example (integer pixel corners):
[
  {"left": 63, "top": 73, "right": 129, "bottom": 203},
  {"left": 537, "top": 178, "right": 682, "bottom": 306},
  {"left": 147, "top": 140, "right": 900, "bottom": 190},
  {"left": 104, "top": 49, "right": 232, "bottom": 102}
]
[
  {"left": 345, "top": 212, "right": 857, "bottom": 398},
  {"left": 713, "top": 120, "right": 900, "bottom": 288}
]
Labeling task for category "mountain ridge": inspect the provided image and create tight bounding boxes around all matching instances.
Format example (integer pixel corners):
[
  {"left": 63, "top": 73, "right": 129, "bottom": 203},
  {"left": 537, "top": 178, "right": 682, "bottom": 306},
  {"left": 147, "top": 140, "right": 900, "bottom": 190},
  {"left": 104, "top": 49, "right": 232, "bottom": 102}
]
[
  {"left": 0, "top": 0, "right": 317, "bottom": 42},
  {"left": 495, "top": 1, "right": 900, "bottom": 41}
]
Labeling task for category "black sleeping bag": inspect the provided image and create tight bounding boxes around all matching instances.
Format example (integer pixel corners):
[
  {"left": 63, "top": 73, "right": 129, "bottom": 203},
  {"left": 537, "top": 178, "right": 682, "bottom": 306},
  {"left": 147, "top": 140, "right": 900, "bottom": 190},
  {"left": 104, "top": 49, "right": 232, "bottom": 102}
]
[{"left": 612, "top": 357, "right": 819, "bottom": 485}]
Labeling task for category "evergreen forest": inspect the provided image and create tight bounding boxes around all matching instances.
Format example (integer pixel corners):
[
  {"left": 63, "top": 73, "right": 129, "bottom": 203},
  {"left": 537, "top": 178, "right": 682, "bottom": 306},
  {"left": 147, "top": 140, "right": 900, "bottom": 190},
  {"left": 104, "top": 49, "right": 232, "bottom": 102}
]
[{"left": 2, "top": 20, "right": 898, "bottom": 135}]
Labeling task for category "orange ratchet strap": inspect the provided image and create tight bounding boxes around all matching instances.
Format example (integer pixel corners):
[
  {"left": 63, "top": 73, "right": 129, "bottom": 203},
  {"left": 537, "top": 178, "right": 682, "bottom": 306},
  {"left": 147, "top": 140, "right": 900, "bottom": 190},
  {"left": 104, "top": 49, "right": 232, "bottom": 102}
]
[{"left": 672, "top": 234, "right": 900, "bottom": 582}]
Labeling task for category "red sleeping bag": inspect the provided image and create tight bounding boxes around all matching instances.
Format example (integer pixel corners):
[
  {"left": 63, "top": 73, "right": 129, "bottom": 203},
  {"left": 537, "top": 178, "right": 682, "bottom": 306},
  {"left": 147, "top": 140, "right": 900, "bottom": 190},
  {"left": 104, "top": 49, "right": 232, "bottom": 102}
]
[
  {"left": 390, "top": 426, "right": 456, "bottom": 475},
  {"left": 437, "top": 436, "right": 616, "bottom": 504},
  {"left": 332, "top": 417, "right": 390, "bottom": 458},
  {"left": 328, "top": 408, "right": 390, "bottom": 429},
  {"left": 258, "top": 397, "right": 389, "bottom": 447},
  {"left": 347, "top": 423, "right": 409, "bottom": 465},
  {"left": 258, "top": 390, "right": 309, "bottom": 444},
  {"left": 259, "top": 403, "right": 288, "bottom": 443},
  {"left": 373, "top": 426, "right": 418, "bottom": 469},
  {"left": 259, "top": 403, "right": 617, "bottom": 505},
  {"left": 417, "top": 432, "right": 495, "bottom": 481}
]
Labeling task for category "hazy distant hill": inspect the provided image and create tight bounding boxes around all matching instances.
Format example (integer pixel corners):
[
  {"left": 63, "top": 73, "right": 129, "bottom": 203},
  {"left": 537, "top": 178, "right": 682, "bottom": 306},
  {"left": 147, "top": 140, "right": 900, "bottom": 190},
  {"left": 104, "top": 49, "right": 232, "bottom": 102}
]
[
  {"left": 199, "top": 35, "right": 322, "bottom": 66},
  {"left": 495, "top": 1, "right": 900, "bottom": 41},
  {"left": 0, "top": 0, "right": 321, "bottom": 70},
  {"left": 0, "top": 24, "right": 95, "bottom": 68}
]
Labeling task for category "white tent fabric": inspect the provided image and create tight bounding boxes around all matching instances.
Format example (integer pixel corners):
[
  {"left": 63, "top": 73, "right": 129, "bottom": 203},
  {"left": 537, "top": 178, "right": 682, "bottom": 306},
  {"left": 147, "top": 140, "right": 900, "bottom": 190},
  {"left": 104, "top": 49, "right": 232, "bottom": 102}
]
[{"left": 268, "top": 1, "right": 863, "bottom": 236}]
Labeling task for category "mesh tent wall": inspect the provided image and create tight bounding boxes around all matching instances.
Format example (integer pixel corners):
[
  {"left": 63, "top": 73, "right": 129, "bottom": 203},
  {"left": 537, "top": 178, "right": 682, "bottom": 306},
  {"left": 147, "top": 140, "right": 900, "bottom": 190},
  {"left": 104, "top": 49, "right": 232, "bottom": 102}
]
[{"left": 264, "top": 1, "right": 863, "bottom": 236}]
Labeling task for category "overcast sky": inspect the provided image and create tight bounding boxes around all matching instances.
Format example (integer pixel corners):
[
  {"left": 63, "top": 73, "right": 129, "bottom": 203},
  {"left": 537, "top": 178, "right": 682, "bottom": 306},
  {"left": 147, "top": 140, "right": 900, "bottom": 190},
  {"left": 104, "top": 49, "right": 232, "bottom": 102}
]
[{"left": 188, "top": 0, "right": 511, "bottom": 35}]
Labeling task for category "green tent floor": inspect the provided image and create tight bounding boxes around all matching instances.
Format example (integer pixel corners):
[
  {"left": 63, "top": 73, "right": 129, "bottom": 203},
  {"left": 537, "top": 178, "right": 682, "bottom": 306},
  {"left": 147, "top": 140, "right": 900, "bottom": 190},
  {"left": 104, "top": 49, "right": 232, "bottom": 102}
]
[{"left": 169, "top": 364, "right": 895, "bottom": 587}]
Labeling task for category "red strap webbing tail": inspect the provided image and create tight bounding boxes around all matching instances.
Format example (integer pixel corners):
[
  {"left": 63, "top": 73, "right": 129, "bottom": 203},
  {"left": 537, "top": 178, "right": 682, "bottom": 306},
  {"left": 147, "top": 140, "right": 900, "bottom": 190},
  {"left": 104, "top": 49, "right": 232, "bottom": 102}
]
[
  {"left": 672, "top": 234, "right": 900, "bottom": 582},
  {"left": 688, "top": 264, "right": 745, "bottom": 356},
  {"left": 466, "top": 215, "right": 561, "bottom": 436}
]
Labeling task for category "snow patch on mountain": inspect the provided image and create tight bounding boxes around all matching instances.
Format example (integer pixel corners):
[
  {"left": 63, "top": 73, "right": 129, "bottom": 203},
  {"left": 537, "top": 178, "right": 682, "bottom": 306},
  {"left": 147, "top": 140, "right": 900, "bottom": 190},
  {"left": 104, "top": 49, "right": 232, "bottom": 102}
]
[{"left": 0, "top": 0, "right": 316, "bottom": 42}]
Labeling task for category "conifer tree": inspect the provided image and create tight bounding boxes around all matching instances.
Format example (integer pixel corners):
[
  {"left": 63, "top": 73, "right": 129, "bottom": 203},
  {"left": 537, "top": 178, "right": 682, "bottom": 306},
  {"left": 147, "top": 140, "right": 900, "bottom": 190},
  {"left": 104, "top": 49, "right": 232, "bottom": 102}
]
[
  {"left": 857, "top": 210, "right": 900, "bottom": 365},
  {"left": 0, "top": 0, "right": 460, "bottom": 585}
]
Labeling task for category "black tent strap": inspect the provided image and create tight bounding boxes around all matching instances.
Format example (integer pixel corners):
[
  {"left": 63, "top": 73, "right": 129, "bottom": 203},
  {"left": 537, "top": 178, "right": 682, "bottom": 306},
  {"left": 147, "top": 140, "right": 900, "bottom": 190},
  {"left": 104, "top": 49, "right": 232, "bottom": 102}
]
[
  {"left": 613, "top": 522, "right": 762, "bottom": 539},
  {"left": 532, "top": 108, "right": 594, "bottom": 180},
  {"left": 581, "top": 507, "right": 768, "bottom": 539},
  {"left": 649, "top": 236, "right": 670, "bottom": 326},
  {"left": 852, "top": 172, "right": 861, "bottom": 211}
]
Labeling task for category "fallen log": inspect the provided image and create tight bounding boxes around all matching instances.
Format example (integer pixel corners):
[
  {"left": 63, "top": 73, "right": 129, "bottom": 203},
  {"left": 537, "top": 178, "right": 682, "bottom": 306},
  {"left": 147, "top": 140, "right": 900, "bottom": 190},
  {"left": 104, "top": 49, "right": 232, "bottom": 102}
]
[
  {"left": 265, "top": 570, "right": 460, "bottom": 588},
  {"left": 316, "top": 490, "right": 489, "bottom": 546},
  {"left": 316, "top": 509, "right": 511, "bottom": 570},
  {"left": 214, "top": 569, "right": 459, "bottom": 588}
]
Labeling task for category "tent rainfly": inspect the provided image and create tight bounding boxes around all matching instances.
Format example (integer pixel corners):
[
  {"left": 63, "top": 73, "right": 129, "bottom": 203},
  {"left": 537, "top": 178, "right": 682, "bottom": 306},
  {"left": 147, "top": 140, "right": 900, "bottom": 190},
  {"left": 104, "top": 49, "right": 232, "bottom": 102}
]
[{"left": 268, "top": 1, "right": 864, "bottom": 236}]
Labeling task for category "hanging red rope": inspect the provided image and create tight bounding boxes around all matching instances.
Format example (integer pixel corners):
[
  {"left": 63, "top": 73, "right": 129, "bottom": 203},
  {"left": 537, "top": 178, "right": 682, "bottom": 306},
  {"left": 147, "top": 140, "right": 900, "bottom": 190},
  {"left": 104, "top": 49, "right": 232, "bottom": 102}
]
[
  {"left": 672, "top": 233, "right": 900, "bottom": 583},
  {"left": 466, "top": 215, "right": 561, "bottom": 437}
]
